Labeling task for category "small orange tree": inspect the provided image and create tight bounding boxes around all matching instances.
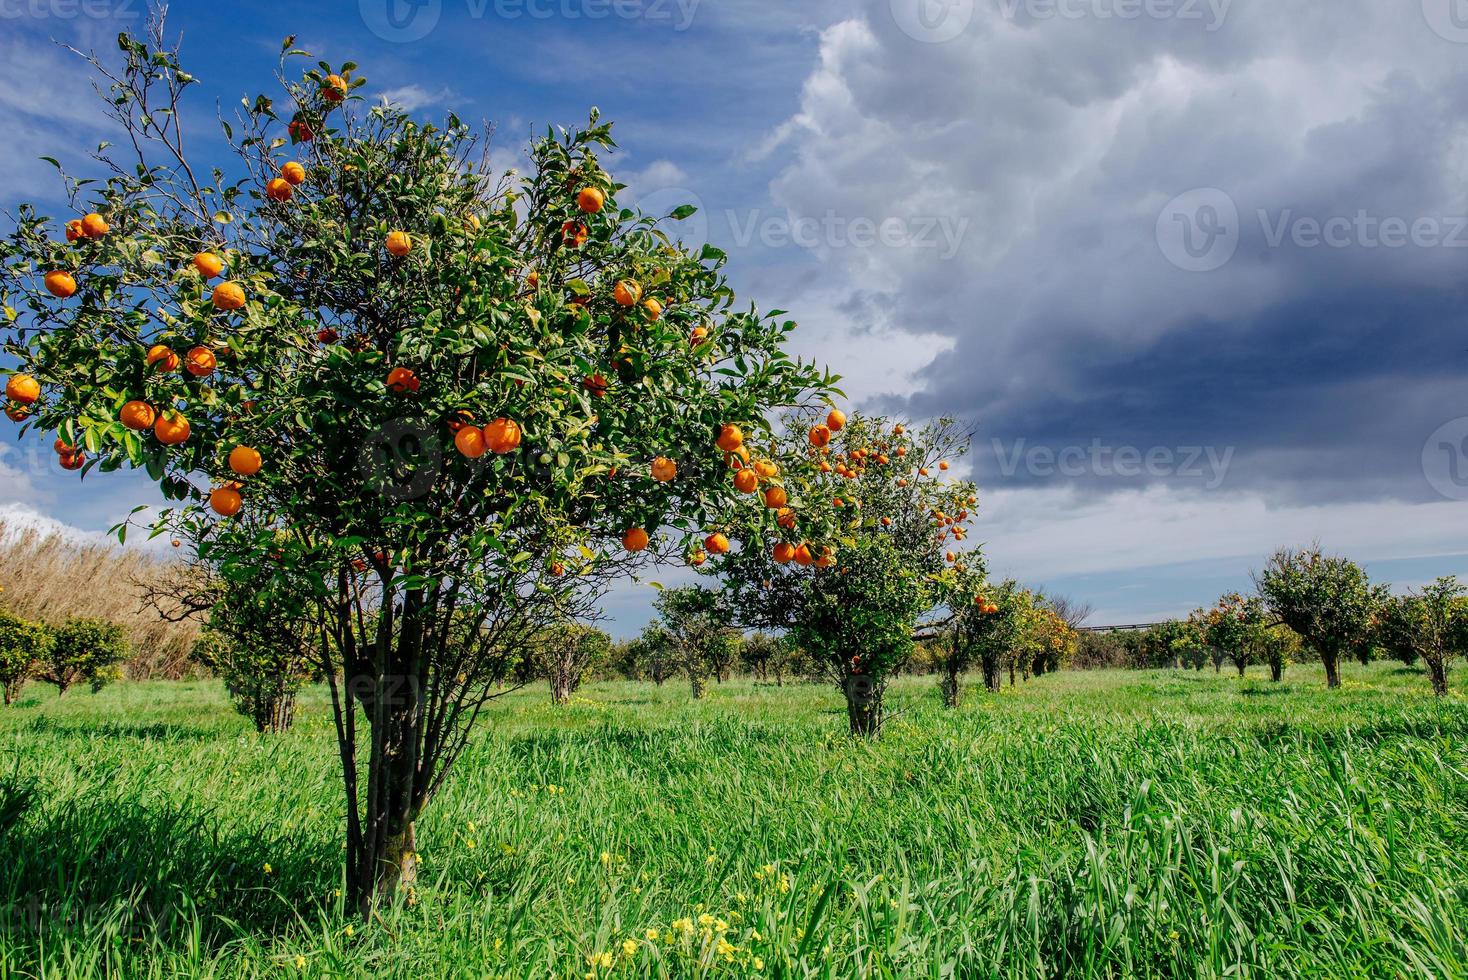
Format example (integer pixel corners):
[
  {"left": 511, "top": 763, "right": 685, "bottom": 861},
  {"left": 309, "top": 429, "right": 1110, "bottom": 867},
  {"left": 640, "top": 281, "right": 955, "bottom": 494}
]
[
  {"left": 713, "top": 413, "right": 978, "bottom": 735},
  {"left": 0, "top": 24, "right": 835, "bottom": 911},
  {"left": 937, "top": 576, "right": 1023, "bottom": 704}
]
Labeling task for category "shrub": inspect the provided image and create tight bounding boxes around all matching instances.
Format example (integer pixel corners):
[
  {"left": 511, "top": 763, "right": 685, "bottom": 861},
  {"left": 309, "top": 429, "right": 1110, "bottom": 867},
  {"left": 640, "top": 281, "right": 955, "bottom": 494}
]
[
  {"left": 36, "top": 618, "right": 129, "bottom": 696},
  {"left": 0, "top": 610, "right": 49, "bottom": 705}
]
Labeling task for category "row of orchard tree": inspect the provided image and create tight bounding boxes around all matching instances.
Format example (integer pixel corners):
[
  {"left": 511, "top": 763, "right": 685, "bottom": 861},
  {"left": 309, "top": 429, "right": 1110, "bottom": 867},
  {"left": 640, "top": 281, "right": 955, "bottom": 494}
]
[
  {"left": 1082, "top": 547, "right": 1463, "bottom": 697},
  {"left": 0, "top": 612, "right": 130, "bottom": 703}
]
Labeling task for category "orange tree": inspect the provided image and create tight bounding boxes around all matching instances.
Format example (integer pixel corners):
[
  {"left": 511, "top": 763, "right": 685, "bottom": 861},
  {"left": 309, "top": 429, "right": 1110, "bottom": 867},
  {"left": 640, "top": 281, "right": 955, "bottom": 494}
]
[
  {"left": 711, "top": 413, "right": 978, "bottom": 735},
  {"left": 1203, "top": 592, "right": 1268, "bottom": 677},
  {"left": 0, "top": 26, "right": 835, "bottom": 911},
  {"left": 936, "top": 576, "right": 1025, "bottom": 704},
  {"left": 1255, "top": 547, "right": 1384, "bottom": 688}
]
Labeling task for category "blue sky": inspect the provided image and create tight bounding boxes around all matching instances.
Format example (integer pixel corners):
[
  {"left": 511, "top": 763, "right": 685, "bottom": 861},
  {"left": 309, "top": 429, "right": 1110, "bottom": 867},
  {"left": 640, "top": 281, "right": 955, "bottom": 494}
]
[{"left": 6, "top": 0, "right": 1468, "bottom": 637}]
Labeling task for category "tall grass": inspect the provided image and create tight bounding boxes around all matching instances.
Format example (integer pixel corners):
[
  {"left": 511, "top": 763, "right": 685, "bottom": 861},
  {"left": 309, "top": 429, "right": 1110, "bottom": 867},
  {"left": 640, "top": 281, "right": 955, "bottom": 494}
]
[
  {"left": 0, "top": 516, "right": 198, "bottom": 678},
  {"left": 0, "top": 664, "right": 1464, "bottom": 977}
]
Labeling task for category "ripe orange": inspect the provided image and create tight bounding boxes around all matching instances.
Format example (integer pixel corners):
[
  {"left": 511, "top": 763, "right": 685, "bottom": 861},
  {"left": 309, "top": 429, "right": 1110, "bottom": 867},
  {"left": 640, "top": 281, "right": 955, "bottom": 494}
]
[
  {"left": 688, "top": 551, "right": 707, "bottom": 567},
  {"left": 651, "top": 456, "right": 677, "bottom": 482},
  {"left": 44, "top": 271, "right": 77, "bottom": 298},
  {"left": 777, "top": 507, "right": 797, "bottom": 530},
  {"left": 211, "top": 282, "right": 246, "bottom": 311},
  {"left": 59, "top": 451, "right": 84, "bottom": 471},
  {"left": 613, "top": 280, "right": 642, "bottom": 307},
  {"left": 622, "top": 527, "right": 649, "bottom": 552},
  {"left": 154, "top": 411, "right": 191, "bottom": 446},
  {"left": 716, "top": 424, "right": 744, "bottom": 453},
  {"left": 386, "top": 231, "right": 412, "bottom": 257},
  {"left": 808, "top": 424, "right": 831, "bottom": 448},
  {"left": 454, "top": 425, "right": 487, "bottom": 458},
  {"left": 228, "top": 445, "right": 262, "bottom": 476},
  {"left": 81, "top": 213, "right": 109, "bottom": 238},
  {"left": 689, "top": 326, "right": 709, "bottom": 346},
  {"left": 185, "top": 346, "right": 216, "bottom": 377},
  {"left": 5, "top": 375, "right": 40, "bottom": 406},
  {"left": 281, "top": 161, "right": 306, "bottom": 185},
  {"left": 816, "top": 547, "right": 835, "bottom": 568},
  {"left": 753, "top": 459, "right": 779, "bottom": 479},
  {"left": 65, "top": 219, "right": 84, "bottom": 242},
  {"left": 939, "top": 461, "right": 949, "bottom": 471},
  {"left": 773, "top": 541, "right": 795, "bottom": 564},
  {"left": 946, "top": 551, "right": 955, "bottom": 563},
  {"left": 288, "top": 119, "right": 313, "bottom": 142},
  {"left": 386, "top": 367, "right": 420, "bottom": 395},
  {"left": 147, "top": 345, "right": 180, "bottom": 373},
  {"left": 583, "top": 373, "right": 609, "bottom": 398},
  {"left": 881, "top": 516, "right": 892, "bottom": 527},
  {"left": 266, "top": 177, "right": 293, "bottom": 202},
  {"left": 5, "top": 407, "right": 30, "bottom": 422},
  {"left": 894, "top": 424, "right": 905, "bottom": 435},
  {"left": 705, "top": 532, "right": 730, "bottom": 555},
  {"left": 119, "top": 400, "right": 156, "bottom": 431},
  {"left": 919, "top": 467, "right": 930, "bottom": 477},
  {"left": 833, "top": 497, "right": 845, "bottom": 508},
  {"left": 53, "top": 436, "right": 75, "bottom": 454},
  {"left": 577, "top": 187, "right": 605, "bottom": 213},
  {"left": 642, "top": 297, "right": 663, "bottom": 321},
  {"left": 562, "top": 221, "right": 588, "bottom": 248},
  {"left": 895, "top": 446, "right": 907, "bottom": 457},
  {"left": 483, "top": 417, "right": 522, "bottom": 454},
  {"left": 793, "top": 543, "right": 815, "bottom": 566},
  {"left": 447, "top": 409, "right": 475, "bottom": 433},
  {"left": 322, "top": 74, "right": 347, "bottom": 102},
  {"left": 733, "top": 469, "right": 758, "bottom": 494},
  {"left": 192, "top": 252, "right": 223, "bottom": 278},
  {"left": 826, "top": 408, "right": 846, "bottom": 431},
  {"left": 551, "top": 561, "right": 566, "bottom": 576},
  {"left": 818, "top": 461, "right": 832, "bottom": 473},
  {"left": 763, "top": 485, "right": 787, "bottom": 509},
  {"left": 209, "top": 486, "right": 243, "bottom": 517}
]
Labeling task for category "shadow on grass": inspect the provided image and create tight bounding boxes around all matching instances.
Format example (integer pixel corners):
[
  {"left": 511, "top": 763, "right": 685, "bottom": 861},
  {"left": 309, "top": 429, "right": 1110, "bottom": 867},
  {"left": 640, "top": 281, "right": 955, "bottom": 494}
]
[{"left": 0, "top": 787, "right": 336, "bottom": 947}]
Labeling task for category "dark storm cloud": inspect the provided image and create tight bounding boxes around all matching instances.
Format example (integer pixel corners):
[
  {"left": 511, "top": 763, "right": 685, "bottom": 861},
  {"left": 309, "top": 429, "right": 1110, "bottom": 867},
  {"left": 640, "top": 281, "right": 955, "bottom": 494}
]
[{"left": 764, "top": 0, "right": 1468, "bottom": 508}]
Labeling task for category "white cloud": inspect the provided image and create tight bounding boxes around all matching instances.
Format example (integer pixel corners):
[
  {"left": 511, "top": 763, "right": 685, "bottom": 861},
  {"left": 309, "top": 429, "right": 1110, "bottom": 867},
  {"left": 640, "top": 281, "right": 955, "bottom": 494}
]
[{"left": 377, "top": 84, "right": 458, "bottom": 113}]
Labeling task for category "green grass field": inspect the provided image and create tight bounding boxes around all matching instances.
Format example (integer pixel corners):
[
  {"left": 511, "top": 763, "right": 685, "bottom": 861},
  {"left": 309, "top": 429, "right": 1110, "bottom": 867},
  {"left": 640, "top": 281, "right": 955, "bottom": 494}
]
[{"left": 1, "top": 664, "right": 1465, "bottom": 978}]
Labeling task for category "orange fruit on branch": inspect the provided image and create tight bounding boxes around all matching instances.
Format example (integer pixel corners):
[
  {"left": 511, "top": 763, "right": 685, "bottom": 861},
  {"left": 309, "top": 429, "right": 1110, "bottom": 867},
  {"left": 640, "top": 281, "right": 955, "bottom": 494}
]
[
  {"left": 826, "top": 409, "right": 846, "bottom": 431},
  {"left": 776, "top": 507, "right": 797, "bottom": 530},
  {"left": 622, "top": 527, "right": 649, "bottom": 552},
  {"left": 211, "top": 282, "right": 246, "bottom": 311},
  {"left": 704, "top": 532, "right": 730, "bottom": 555},
  {"left": 454, "top": 425, "right": 487, "bottom": 459},
  {"left": 192, "top": 252, "right": 223, "bottom": 278},
  {"left": 81, "top": 213, "right": 109, "bottom": 238},
  {"left": 146, "top": 345, "right": 180, "bottom": 373},
  {"left": 209, "top": 486, "right": 243, "bottom": 517},
  {"left": 119, "top": 400, "right": 156, "bottom": 431},
  {"left": 613, "top": 280, "right": 642, "bottom": 307},
  {"left": 650, "top": 456, "right": 677, "bottom": 482},
  {"left": 583, "top": 373, "right": 609, "bottom": 398},
  {"left": 689, "top": 326, "right": 709, "bottom": 346},
  {"left": 59, "top": 451, "right": 84, "bottom": 471},
  {"left": 716, "top": 424, "right": 744, "bottom": 453},
  {"left": 808, "top": 424, "right": 831, "bottom": 448},
  {"left": 386, "top": 367, "right": 420, "bottom": 395},
  {"left": 64, "top": 219, "right": 84, "bottom": 242},
  {"left": 793, "top": 543, "right": 814, "bottom": 566},
  {"left": 385, "top": 231, "right": 413, "bottom": 257},
  {"left": 642, "top": 297, "right": 662, "bottom": 321},
  {"left": 266, "top": 177, "right": 293, "bottom": 202},
  {"left": 5, "top": 375, "right": 40, "bottom": 406},
  {"left": 733, "top": 468, "right": 758, "bottom": 494},
  {"left": 185, "top": 346, "right": 217, "bottom": 377},
  {"left": 562, "top": 221, "right": 588, "bottom": 248},
  {"left": 228, "top": 445, "right": 262, "bottom": 476},
  {"left": 763, "top": 485, "right": 787, "bottom": 509},
  {"left": 773, "top": 541, "right": 795, "bottom": 564},
  {"left": 154, "top": 411, "right": 191, "bottom": 446},
  {"left": 322, "top": 74, "right": 347, "bottom": 102},
  {"left": 44, "top": 271, "right": 77, "bottom": 298},
  {"left": 576, "top": 187, "right": 605, "bottom": 213},
  {"left": 483, "top": 417, "right": 522, "bottom": 454},
  {"left": 281, "top": 161, "right": 306, "bottom": 185}
]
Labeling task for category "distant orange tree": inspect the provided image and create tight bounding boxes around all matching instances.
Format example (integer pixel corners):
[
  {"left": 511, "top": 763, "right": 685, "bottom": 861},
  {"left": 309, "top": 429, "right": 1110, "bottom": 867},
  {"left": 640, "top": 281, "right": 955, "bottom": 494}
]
[
  {"left": 714, "top": 413, "right": 978, "bottom": 735},
  {"left": 0, "top": 21, "right": 834, "bottom": 912}
]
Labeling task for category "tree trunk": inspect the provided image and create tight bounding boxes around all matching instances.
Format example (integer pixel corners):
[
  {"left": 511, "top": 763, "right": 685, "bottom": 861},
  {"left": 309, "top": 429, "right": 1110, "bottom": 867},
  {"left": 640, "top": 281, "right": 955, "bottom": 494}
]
[
  {"left": 939, "top": 664, "right": 961, "bottom": 709},
  {"left": 551, "top": 672, "right": 573, "bottom": 706},
  {"left": 1426, "top": 657, "right": 1448, "bottom": 697},
  {"left": 1269, "top": 658, "right": 1283, "bottom": 682},
  {"left": 844, "top": 673, "right": 884, "bottom": 737},
  {"left": 982, "top": 654, "right": 1001, "bottom": 693},
  {"left": 1322, "top": 653, "right": 1341, "bottom": 689},
  {"left": 689, "top": 672, "right": 707, "bottom": 700},
  {"left": 1234, "top": 659, "right": 1246, "bottom": 677}
]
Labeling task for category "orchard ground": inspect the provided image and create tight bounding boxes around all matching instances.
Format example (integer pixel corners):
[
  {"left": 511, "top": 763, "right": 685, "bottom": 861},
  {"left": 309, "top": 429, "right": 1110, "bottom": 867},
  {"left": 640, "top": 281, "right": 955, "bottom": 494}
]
[{"left": 1, "top": 664, "right": 1465, "bottom": 978}]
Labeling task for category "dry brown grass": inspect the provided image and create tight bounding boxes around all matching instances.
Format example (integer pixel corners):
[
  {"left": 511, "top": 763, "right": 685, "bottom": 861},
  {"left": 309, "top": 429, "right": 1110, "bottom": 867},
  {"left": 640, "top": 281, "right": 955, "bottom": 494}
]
[{"left": 0, "top": 516, "right": 200, "bottom": 679}]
